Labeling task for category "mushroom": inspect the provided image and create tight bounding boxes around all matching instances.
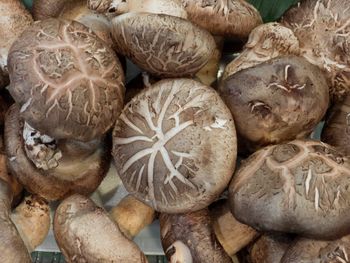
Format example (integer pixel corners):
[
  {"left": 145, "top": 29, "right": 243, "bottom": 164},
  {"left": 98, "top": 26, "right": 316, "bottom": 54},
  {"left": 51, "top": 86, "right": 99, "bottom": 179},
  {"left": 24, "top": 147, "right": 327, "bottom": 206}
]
[
  {"left": 54, "top": 194, "right": 148, "bottom": 262},
  {"left": 229, "top": 139, "right": 350, "bottom": 240},
  {"left": 159, "top": 209, "right": 232, "bottom": 263},
  {"left": 219, "top": 56, "right": 329, "bottom": 152},
  {"left": 210, "top": 199, "right": 259, "bottom": 258},
  {"left": 32, "top": 0, "right": 114, "bottom": 47},
  {"left": 222, "top": 23, "right": 300, "bottom": 81},
  {"left": 0, "top": 0, "right": 33, "bottom": 89},
  {"left": 113, "top": 78, "right": 237, "bottom": 213},
  {"left": 281, "top": 0, "right": 350, "bottom": 100},
  {"left": 322, "top": 94, "right": 350, "bottom": 155},
  {"left": 181, "top": 0, "right": 262, "bottom": 39},
  {"left": 110, "top": 194, "right": 156, "bottom": 239},
  {"left": 281, "top": 235, "right": 350, "bottom": 263}
]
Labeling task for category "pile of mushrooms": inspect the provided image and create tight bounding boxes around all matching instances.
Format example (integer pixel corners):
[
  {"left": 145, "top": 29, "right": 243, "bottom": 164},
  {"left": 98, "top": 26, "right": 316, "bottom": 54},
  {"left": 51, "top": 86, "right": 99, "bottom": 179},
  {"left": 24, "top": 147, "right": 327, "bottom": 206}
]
[{"left": 2, "top": 0, "right": 350, "bottom": 262}]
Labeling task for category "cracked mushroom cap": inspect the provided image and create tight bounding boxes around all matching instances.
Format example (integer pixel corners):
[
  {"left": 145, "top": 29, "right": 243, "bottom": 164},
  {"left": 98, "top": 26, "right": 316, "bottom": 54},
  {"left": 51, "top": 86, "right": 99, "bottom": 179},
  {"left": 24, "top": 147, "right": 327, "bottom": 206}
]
[
  {"left": 229, "top": 139, "right": 350, "bottom": 240},
  {"left": 5, "top": 104, "right": 111, "bottom": 201},
  {"left": 322, "top": 93, "right": 350, "bottom": 155},
  {"left": 8, "top": 18, "right": 125, "bottom": 142},
  {"left": 281, "top": 235, "right": 350, "bottom": 263},
  {"left": 113, "top": 78, "right": 237, "bottom": 213},
  {"left": 54, "top": 194, "right": 148, "bottom": 263},
  {"left": 110, "top": 13, "right": 216, "bottom": 78},
  {"left": 160, "top": 209, "right": 232, "bottom": 263},
  {"left": 281, "top": 0, "right": 350, "bottom": 100},
  {"left": 219, "top": 56, "right": 329, "bottom": 152},
  {"left": 181, "top": 0, "right": 262, "bottom": 38}
]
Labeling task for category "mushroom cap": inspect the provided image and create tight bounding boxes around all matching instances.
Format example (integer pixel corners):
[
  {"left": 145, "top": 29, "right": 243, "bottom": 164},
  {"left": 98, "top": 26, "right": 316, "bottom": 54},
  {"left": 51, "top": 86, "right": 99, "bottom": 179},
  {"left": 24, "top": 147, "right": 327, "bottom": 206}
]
[
  {"left": 54, "top": 194, "right": 148, "bottom": 263},
  {"left": 219, "top": 56, "right": 329, "bottom": 152},
  {"left": 8, "top": 18, "right": 125, "bottom": 142},
  {"left": 181, "top": 0, "right": 262, "bottom": 38},
  {"left": 281, "top": 0, "right": 350, "bottom": 100},
  {"left": 111, "top": 13, "right": 216, "bottom": 78},
  {"left": 229, "top": 139, "right": 350, "bottom": 240},
  {"left": 5, "top": 104, "right": 111, "bottom": 201},
  {"left": 322, "top": 94, "right": 350, "bottom": 155},
  {"left": 160, "top": 209, "right": 232, "bottom": 263},
  {"left": 113, "top": 78, "right": 237, "bottom": 213},
  {"left": 281, "top": 235, "right": 350, "bottom": 263}
]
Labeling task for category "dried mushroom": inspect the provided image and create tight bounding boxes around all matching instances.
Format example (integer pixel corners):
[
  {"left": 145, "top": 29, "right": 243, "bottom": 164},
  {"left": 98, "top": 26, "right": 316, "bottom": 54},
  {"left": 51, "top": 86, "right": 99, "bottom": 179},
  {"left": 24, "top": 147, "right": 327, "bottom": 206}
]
[
  {"left": 220, "top": 56, "right": 329, "bottom": 152},
  {"left": 229, "top": 139, "right": 350, "bottom": 239}
]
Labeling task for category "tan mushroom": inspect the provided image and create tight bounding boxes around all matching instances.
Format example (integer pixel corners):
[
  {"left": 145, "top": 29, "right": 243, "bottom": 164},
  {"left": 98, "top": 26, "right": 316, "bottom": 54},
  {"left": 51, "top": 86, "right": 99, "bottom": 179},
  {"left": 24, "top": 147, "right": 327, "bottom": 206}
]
[
  {"left": 113, "top": 78, "right": 237, "bottom": 213},
  {"left": 110, "top": 195, "right": 156, "bottom": 239},
  {"left": 0, "top": 0, "right": 33, "bottom": 89},
  {"left": 54, "top": 194, "right": 148, "bottom": 263},
  {"left": 229, "top": 139, "right": 350, "bottom": 240},
  {"left": 281, "top": 0, "right": 350, "bottom": 100},
  {"left": 181, "top": 0, "right": 262, "bottom": 38},
  {"left": 210, "top": 199, "right": 259, "bottom": 258},
  {"left": 222, "top": 23, "right": 300, "bottom": 81},
  {"left": 160, "top": 209, "right": 232, "bottom": 263}
]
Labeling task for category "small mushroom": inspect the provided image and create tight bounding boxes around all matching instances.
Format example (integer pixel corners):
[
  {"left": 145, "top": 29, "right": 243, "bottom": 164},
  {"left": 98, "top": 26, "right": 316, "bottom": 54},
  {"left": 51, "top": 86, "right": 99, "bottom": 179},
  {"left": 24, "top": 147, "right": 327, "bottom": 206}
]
[
  {"left": 322, "top": 94, "right": 350, "bottom": 155},
  {"left": 110, "top": 194, "right": 156, "bottom": 239},
  {"left": 210, "top": 199, "right": 259, "bottom": 258},
  {"left": 113, "top": 78, "right": 237, "bottom": 213},
  {"left": 222, "top": 23, "right": 300, "bottom": 81},
  {"left": 281, "top": 0, "right": 350, "bottom": 100},
  {"left": 181, "top": 0, "right": 262, "bottom": 38},
  {"left": 281, "top": 235, "right": 350, "bottom": 263},
  {"left": 219, "top": 56, "right": 329, "bottom": 152},
  {"left": 0, "top": 0, "right": 33, "bottom": 89},
  {"left": 160, "top": 209, "right": 232, "bottom": 263},
  {"left": 229, "top": 139, "right": 350, "bottom": 240},
  {"left": 54, "top": 194, "right": 148, "bottom": 263}
]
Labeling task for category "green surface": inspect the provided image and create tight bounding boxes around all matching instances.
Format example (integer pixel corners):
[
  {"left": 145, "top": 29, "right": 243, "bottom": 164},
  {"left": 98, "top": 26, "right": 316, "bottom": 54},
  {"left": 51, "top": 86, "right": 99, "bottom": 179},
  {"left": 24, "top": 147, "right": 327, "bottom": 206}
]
[{"left": 22, "top": 0, "right": 32, "bottom": 9}]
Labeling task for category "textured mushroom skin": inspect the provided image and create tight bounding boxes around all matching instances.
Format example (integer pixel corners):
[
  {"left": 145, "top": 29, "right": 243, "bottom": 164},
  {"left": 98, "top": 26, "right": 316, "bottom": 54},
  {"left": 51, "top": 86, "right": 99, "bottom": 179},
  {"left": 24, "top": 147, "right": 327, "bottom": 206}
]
[
  {"left": 5, "top": 104, "right": 110, "bottom": 201},
  {"left": 8, "top": 18, "right": 125, "bottom": 141},
  {"left": 160, "top": 209, "right": 232, "bottom": 263},
  {"left": 281, "top": 235, "right": 350, "bottom": 263},
  {"left": 222, "top": 23, "right": 300, "bottom": 81},
  {"left": 0, "top": 179, "right": 31, "bottom": 263},
  {"left": 220, "top": 56, "right": 329, "bottom": 151},
  {"left": 322, "top": 94, "right": 350, "bottom": 155},
  {"left": 54, "top": 194, "right": 148, "bottom": 263},
  {"left": 113, "top": 79, "right": 237, "bottom": 213},
  {"left": 111, "top": 13, "right": 216, "bottom": 78},
  {"left": 229, "top": 139, "right": 350, "bottom": 239},
  {"left": 182, "top": 0, "right": 262, "bottom": 38},
  {"left": 282, "top": 0, "right": 350, "bottom": 100}
]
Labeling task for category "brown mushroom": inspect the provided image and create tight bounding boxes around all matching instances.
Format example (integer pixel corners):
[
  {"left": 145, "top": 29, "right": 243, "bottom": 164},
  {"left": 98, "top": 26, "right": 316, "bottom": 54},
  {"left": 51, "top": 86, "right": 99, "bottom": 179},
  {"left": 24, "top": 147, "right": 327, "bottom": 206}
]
[
  {"left": 229, "top": 139, "right": 350, "bottom": 240},
  {"left": 113, "top": 78, "right": 237, "bottom": 213},
  {"left": 181, "top": 0, "right": 262, "bottom": 38},
  {"left": 110, "top": 194, "right": 156, "bottom": 239},
  {"left": 54, "top": 194, "right": 148, "bottom": 263},
  {"left": 210, "top": 199, "right": 259, "bottom": 258},
  {"left": 219, "top": 56, "right": 329, "bottom": 152},
  {"left": 0, "top": 0, "right": 33, "bottom": 89},
  {"left": 322, "top": 94, "right": 350, "bottom": 155},
  {"left": 222, "top": 23, "right": 300, "bottom": 81},
  {"left": 281, "top": 0, "right": 350, "bottom": 100},
  {"left": 160, "top": 209, "right": 232, "bottom": 263}
]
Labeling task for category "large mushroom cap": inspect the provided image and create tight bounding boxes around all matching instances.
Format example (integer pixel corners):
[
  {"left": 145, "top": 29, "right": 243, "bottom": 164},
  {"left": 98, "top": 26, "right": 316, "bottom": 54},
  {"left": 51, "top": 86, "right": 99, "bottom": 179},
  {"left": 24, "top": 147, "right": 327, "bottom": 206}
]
[
  {"left": 111, "top": 13, "right": 216, "bottom": 78},
  {"left": 229, "top": 139, "right": 350, "bottom": 240},
  {"left": 8, "top": 18, "right": 125, "bottom": 142},
  {"left": 282, "top": 0, "right": 350, "bottom": 100},
  {"left": 181, "top": 0, "right": 262, "bottom": 38},
  {"left": 220, "top": 56, "right": 329, "bottom": 152},
  {"left": 54, "top": 194, "right": 148, "bottom": 263},
  {"left": 113, "top": 78, "right": 237, "bottom": 213}
]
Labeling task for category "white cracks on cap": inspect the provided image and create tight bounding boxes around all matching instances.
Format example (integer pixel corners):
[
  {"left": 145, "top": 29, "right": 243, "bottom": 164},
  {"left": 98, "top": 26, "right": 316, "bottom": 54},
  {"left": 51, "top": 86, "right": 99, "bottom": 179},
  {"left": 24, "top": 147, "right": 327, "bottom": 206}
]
[
  {"left": 167, "top": 240, "right": 193, "bottom": 263},
  {"left": 203, "top": 117, "right": 228, "bottom": 131},
  {"left": 20, "top": 98, "right": 32, "bottom": 113},
  {"left": 23, "top": 122, "right": 62, "bottom": 170},
  {"left": 305, "top": 168, "right": 313, "bottom": 196},
  {"left": 268, "top": 64, "right": 306, "bottom": 92},
  {"left": 315, "top": 186, "right": 320, "bottom": 211}
]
